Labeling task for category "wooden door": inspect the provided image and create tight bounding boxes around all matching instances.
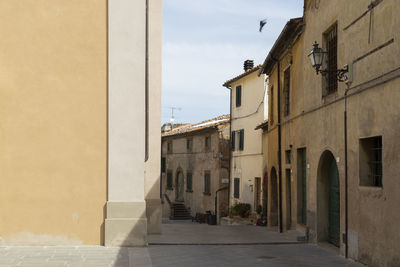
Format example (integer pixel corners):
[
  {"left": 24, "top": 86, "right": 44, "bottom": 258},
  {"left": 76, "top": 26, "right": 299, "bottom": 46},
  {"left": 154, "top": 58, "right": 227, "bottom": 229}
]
[
  {"left": 254, "top": 177, "right": 261, "bottom": 211},
  {"left": 177, "top": 172, "right": 184, "bottom": 201},
  {"left": 328, "top": 159, "right": 340, "bottom": 247}
]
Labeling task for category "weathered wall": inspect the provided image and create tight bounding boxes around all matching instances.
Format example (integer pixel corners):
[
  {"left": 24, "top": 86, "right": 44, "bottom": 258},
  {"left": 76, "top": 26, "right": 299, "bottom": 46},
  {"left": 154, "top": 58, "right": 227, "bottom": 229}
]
[
  {"left": 0, "top": 0, "right": 107, "bottom": 245},
  {"left": 230, "top": 71, "right": 265, "bottom": 210}
]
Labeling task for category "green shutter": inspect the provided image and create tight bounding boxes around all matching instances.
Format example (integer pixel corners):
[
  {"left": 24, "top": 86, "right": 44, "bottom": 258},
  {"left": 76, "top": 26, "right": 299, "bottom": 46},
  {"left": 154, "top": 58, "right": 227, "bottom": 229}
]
[
  {"left": 161, "top": 157, "right": 166, "bottom": 173},
  {"left": 187, "top": 173, "right": 192, "bottom": 191},
  {"left": 239, "top": 129, "right": 244, "bottom": 150},
  {"left": 167, "top": 172, "right": 173, "bottom": 189},
  {"left": 234, "top": 178, "right": 240, "bottom": 198},
  {"left": 204, "top": 173, "right": 210, "bottom": 194},
  {"left": 231, "top": 131, "right": 235, "bottom": 151},
  {"left": 236, "top": 85, "right": 242, "bottom": 107}
]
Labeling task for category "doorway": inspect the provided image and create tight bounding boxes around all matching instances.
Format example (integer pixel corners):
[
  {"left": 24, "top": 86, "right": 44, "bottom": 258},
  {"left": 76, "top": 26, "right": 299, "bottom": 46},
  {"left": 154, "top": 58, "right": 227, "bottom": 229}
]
[
  {"left": 254, "top": 177, "right": 261, "bottom": 212},
  {"left": 317, "top": 150, "right": 340, "bottom": 247}
]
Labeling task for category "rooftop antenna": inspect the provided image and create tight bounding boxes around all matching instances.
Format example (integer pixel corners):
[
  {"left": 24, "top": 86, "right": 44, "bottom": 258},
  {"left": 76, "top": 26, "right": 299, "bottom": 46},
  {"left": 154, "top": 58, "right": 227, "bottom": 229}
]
[{"left": 168, "top": 107, "right": 182, "bottom": 127}]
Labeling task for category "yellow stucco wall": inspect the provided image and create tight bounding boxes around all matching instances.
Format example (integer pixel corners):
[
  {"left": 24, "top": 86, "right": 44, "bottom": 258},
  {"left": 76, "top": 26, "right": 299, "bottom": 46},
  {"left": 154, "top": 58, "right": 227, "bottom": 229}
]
[{"left": 0, "top": 0, "right": 107, "bottom": 245}]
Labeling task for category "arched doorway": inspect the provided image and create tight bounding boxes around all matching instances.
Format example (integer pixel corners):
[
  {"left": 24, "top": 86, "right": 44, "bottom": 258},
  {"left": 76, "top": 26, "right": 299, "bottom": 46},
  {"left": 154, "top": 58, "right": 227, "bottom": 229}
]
[
  {"left": 317, "top": 150, "right": 340, "bottom": 247},
  {"left": 176, "top": 171, "right": 184, "bottom": 201},
  {"left": 270, "top": 167, "right": 278, "bottom": 227}
]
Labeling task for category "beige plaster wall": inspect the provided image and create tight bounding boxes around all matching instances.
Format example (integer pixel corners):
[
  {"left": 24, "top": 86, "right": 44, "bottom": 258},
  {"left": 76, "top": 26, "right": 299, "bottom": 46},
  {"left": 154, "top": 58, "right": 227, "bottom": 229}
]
[
  {"left": 0, "top": 0, "right": 107, "bottom": 245},
  {"left": 230, "top": 71, "right": 266, "bottom": 210}
]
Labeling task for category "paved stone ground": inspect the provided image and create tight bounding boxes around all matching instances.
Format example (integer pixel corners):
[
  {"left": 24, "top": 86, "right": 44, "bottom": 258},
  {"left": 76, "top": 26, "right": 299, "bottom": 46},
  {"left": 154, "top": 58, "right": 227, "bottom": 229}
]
[{"left": 0, "top": 221, "right": 364, "bottom": 266}]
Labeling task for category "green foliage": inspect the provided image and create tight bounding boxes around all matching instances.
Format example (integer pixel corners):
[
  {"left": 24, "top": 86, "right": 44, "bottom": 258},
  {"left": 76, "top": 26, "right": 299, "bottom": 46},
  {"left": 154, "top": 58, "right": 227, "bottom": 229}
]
[{"left": 230, "top": 203, "right": 251, "bottom": 218}]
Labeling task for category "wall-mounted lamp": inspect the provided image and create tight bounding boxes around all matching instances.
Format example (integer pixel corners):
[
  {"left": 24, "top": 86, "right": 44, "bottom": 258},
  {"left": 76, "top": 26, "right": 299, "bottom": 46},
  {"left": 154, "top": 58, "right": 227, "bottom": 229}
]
[{"left": 308, "top": 41, "right": 349, "bottom": 82}]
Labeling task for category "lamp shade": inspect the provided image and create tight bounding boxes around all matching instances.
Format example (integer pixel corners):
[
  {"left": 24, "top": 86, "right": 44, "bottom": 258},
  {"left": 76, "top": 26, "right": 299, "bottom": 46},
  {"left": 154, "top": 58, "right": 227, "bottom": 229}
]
[{"left": 308, "top": 42, "right": 325, "bottom": 70}]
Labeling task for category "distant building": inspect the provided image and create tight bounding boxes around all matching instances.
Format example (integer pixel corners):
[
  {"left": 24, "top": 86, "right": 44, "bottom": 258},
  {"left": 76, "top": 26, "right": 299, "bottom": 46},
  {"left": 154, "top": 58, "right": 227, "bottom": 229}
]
[
  {"left": 223, "top": 61, "right": 267, "bottom": 213},
  {"left": 161, "top": 115, "right": 230, "bottom": 221}
]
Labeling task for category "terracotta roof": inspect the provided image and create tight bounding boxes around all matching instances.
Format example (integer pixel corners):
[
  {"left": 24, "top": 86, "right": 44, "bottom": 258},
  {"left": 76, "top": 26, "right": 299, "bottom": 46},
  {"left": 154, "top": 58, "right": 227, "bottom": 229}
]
[
  {"left": 223, "top": 65, "right": 262, "bottom": 88},
  {"left": 255, "top": 120, "right": 268, "bottom": 131},
  {"left": 259, "top": 17, "right": 304, "bottom": 76},
  {"left": 162, "top": 114, "right": 230, "bottom": 137}
]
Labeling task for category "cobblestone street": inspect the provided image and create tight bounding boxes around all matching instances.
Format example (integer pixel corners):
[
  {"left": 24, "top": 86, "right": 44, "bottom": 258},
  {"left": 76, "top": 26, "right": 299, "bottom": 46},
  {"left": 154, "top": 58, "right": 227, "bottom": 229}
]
[{"left": 0, "top": 221, "right": 364, "bottom": 267}]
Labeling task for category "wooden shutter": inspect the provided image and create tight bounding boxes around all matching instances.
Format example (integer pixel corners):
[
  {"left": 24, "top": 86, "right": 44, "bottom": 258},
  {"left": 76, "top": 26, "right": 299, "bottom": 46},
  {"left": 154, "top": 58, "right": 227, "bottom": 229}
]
[
  {"left": 236, "top": 85, "right": 242, "bottom": 107},
  {"left": 234, "top": 178, "right": 240, "bottom": 198},
  {"left": 231, "top": 131, "right": 235, "bottom": 151},
  {"left": 239, "top": 129, "right": 244, "bottom": 150},
  {"left": 204, "top": 173, "right": 210, "bottom": 194},
  {"left": 187, "top": 172, "right": 192, "bottom": 191},
  {"left": 161, "top": 157, "right": 166, "bottom": 173}
]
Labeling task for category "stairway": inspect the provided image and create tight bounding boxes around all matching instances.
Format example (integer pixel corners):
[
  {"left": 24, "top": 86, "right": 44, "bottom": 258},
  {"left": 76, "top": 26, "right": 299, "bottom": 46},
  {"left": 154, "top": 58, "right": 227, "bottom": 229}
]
[{"left": 170, "top": 202, "right": 192, "bottom": 220}]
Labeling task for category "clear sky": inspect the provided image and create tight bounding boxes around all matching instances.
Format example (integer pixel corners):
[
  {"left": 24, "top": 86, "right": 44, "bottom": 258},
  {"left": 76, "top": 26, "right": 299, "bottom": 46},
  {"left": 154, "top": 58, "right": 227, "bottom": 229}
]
[{"left": 162, "top": 0, "right": 304, "bottom": 124}]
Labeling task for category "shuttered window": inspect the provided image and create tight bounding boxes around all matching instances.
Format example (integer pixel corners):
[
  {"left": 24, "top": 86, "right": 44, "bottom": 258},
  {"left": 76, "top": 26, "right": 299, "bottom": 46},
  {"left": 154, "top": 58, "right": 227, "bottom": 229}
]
[
  {"left": 325, "top": 24, "right": 338, "bottom": 95},
  {"left": 231, "top": 131, "right": 235, "bottom": 151},
  {"left": 161, "top": 157, "right": 166, "bottom": 173},
  {"left": 187, "top": 172, "right": 193, "bottom": 192},
  {"left": 239, "top": 129, "right": 244, "bottom": 151},
  {"left": 234, "top": 178, "right": 240, "bottom": 198},
  {"left": 283, "top": 67, "right": 290, "bottom": 116},
  {"left": 167, "top": 171, "right": 173, "bottom": 189},
  {"left": 204, "top": 172, "right": 211, "bottom": 195},
  {"left": 236, "top": 85, "right": 242, "bottom": 107}
]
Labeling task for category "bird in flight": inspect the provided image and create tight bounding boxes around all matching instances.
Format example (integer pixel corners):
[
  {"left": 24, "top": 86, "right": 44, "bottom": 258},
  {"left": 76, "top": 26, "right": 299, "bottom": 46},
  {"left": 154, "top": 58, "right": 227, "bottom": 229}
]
[{"left": 259, "top": 19, "right": 267, "bottom": 32}]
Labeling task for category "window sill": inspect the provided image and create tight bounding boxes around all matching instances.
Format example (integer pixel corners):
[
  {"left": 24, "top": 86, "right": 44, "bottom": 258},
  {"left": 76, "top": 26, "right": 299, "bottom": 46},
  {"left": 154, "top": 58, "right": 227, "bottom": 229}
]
[
  {"left": 203, "top": 192, "right": 211, "bottom": 196},
  {"left": 166, "top": 188, "right": 174, "bottom": 191},
  {"left": 186, "top": 190, "right": 193, "bottom": 193}
]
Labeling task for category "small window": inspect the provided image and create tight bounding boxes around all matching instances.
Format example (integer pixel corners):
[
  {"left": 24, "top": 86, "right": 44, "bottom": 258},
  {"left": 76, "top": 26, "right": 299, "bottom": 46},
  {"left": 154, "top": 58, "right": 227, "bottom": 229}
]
[
  {"left": 234, "top": 178, "right": 240, "bottom": 198},
  {"left": 238, "top": 129, "right": 244, "bottom": 151},
  {"left": 231, "top": 131, "right": 236, "bottom": 151},
  {"left": 167, "top": 141, "right": 173, "bottom": 153},
  {"left": 236, "top": 85, "right": 242, "bottom": 107},
  {"left": 187, "top": 138, "right": 193, "bottom": 152},
  {"left": 283, "top": 67, "right": 290, "bottom": 116},
  {"left": 324, "top": 24, "right": 338, "bottom": 96},
  {"left": 205, "top": 136, "right": 211, "bottom": 148},
  {"left": 204, "top": 172, "right": 211, "bottom": 195},
  {"left": 161, "top": 157, "right": 166, "bottom": 173},
  {"left": 187, "top": 172, "right": 193, "bottom": 192},
  {"left": 285, "top": 150, "right": 292, "bottom": 164},
  {"left": 359, "top": 136, "right": 382, "bottom": 187},
  {"left": 167, "top": 171, "right": 173, "bottom": 189}
]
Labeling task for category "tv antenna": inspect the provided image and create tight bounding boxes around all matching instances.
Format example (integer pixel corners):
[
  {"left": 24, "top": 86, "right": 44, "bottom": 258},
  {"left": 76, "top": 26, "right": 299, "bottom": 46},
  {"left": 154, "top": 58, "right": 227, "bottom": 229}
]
[{"left": 168, "top": 107, "right": 182, "bottom": 126}]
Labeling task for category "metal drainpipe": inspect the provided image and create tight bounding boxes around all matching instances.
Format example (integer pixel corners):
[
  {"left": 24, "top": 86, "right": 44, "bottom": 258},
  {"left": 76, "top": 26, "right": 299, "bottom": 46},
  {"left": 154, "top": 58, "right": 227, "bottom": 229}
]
[
  {"left": 144, "top": 0, "right": 149, "bottom": 162},
  {"left": 228, "top": 86, "right": 232, "bottom": 209},
  {"left": 344, "top": 87, "right": 349, "bottom": 258},
  {"left": 276, "top": 58, "right": 283, "bottom": 233}
]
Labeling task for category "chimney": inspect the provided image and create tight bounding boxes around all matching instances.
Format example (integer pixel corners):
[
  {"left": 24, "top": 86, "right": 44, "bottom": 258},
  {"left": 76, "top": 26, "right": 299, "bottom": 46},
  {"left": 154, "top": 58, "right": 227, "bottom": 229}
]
[{"left": 244, "top": 60, "right": 254, "bottom": 72}]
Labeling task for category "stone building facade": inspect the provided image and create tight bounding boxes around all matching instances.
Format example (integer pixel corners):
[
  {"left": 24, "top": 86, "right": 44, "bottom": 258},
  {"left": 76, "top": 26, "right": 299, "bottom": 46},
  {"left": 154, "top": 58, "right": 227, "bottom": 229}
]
[
  {"left": 259, "top": 0, "right": 400, "bottom": 266},
  {"left": 223, "top": 63, "right": 266, "bottom": 213},
  {"left": 0, "top": 0, "right": 162, "bottom": 246},
  {"left": 161, "top": 115, "right": 230, "bottom": 221}
]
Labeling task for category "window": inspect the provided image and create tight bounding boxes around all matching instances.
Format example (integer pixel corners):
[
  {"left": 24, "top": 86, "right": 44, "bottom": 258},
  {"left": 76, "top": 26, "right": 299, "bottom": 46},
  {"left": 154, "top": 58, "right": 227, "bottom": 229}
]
[
  {"left": 161, "top": 157, "right": 166, "bottom": 173},
  {"left": 167, "top": 141, "right": 173, "bottom": 153},
  {"left": 236, "top": 85, "right": 242, "bottom": 107},
  {"left": 285, "top": 149, "right": 292, "bottom": 164},
  {"left": 234, "top": 178, "right": 240, "bottom": 198},
  {"left": 167, "top": 171, "right": 173, "bottom": 189},
  {"left": 204, "top": 172, "right": 211, "bottom": 195},
  {"left": 283, "top": 67, "right": 290, "bottom": 116},
  {"left": 324, "top": 24, "right": 338, "bottom": 96},
  {"left": 187, "top": 138, "right": 193, "bottom": 152},
  {"left": 238, "top": 129, "right": 244, "bottom": 151},
  {"left": 205, "top": 136, "right": 211, "bottom": 148},
  {"left": 270, "top": 86, "right": 274, "bottom": 125},
  {"left": 187, "top": 172, "right": 193, "bottom": 192},
  {"left": 359, "top": 136, "right": 382, "bottom": 187},
  {"left": 231, "top": 131, "right": 236, "bottom": 151}
]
